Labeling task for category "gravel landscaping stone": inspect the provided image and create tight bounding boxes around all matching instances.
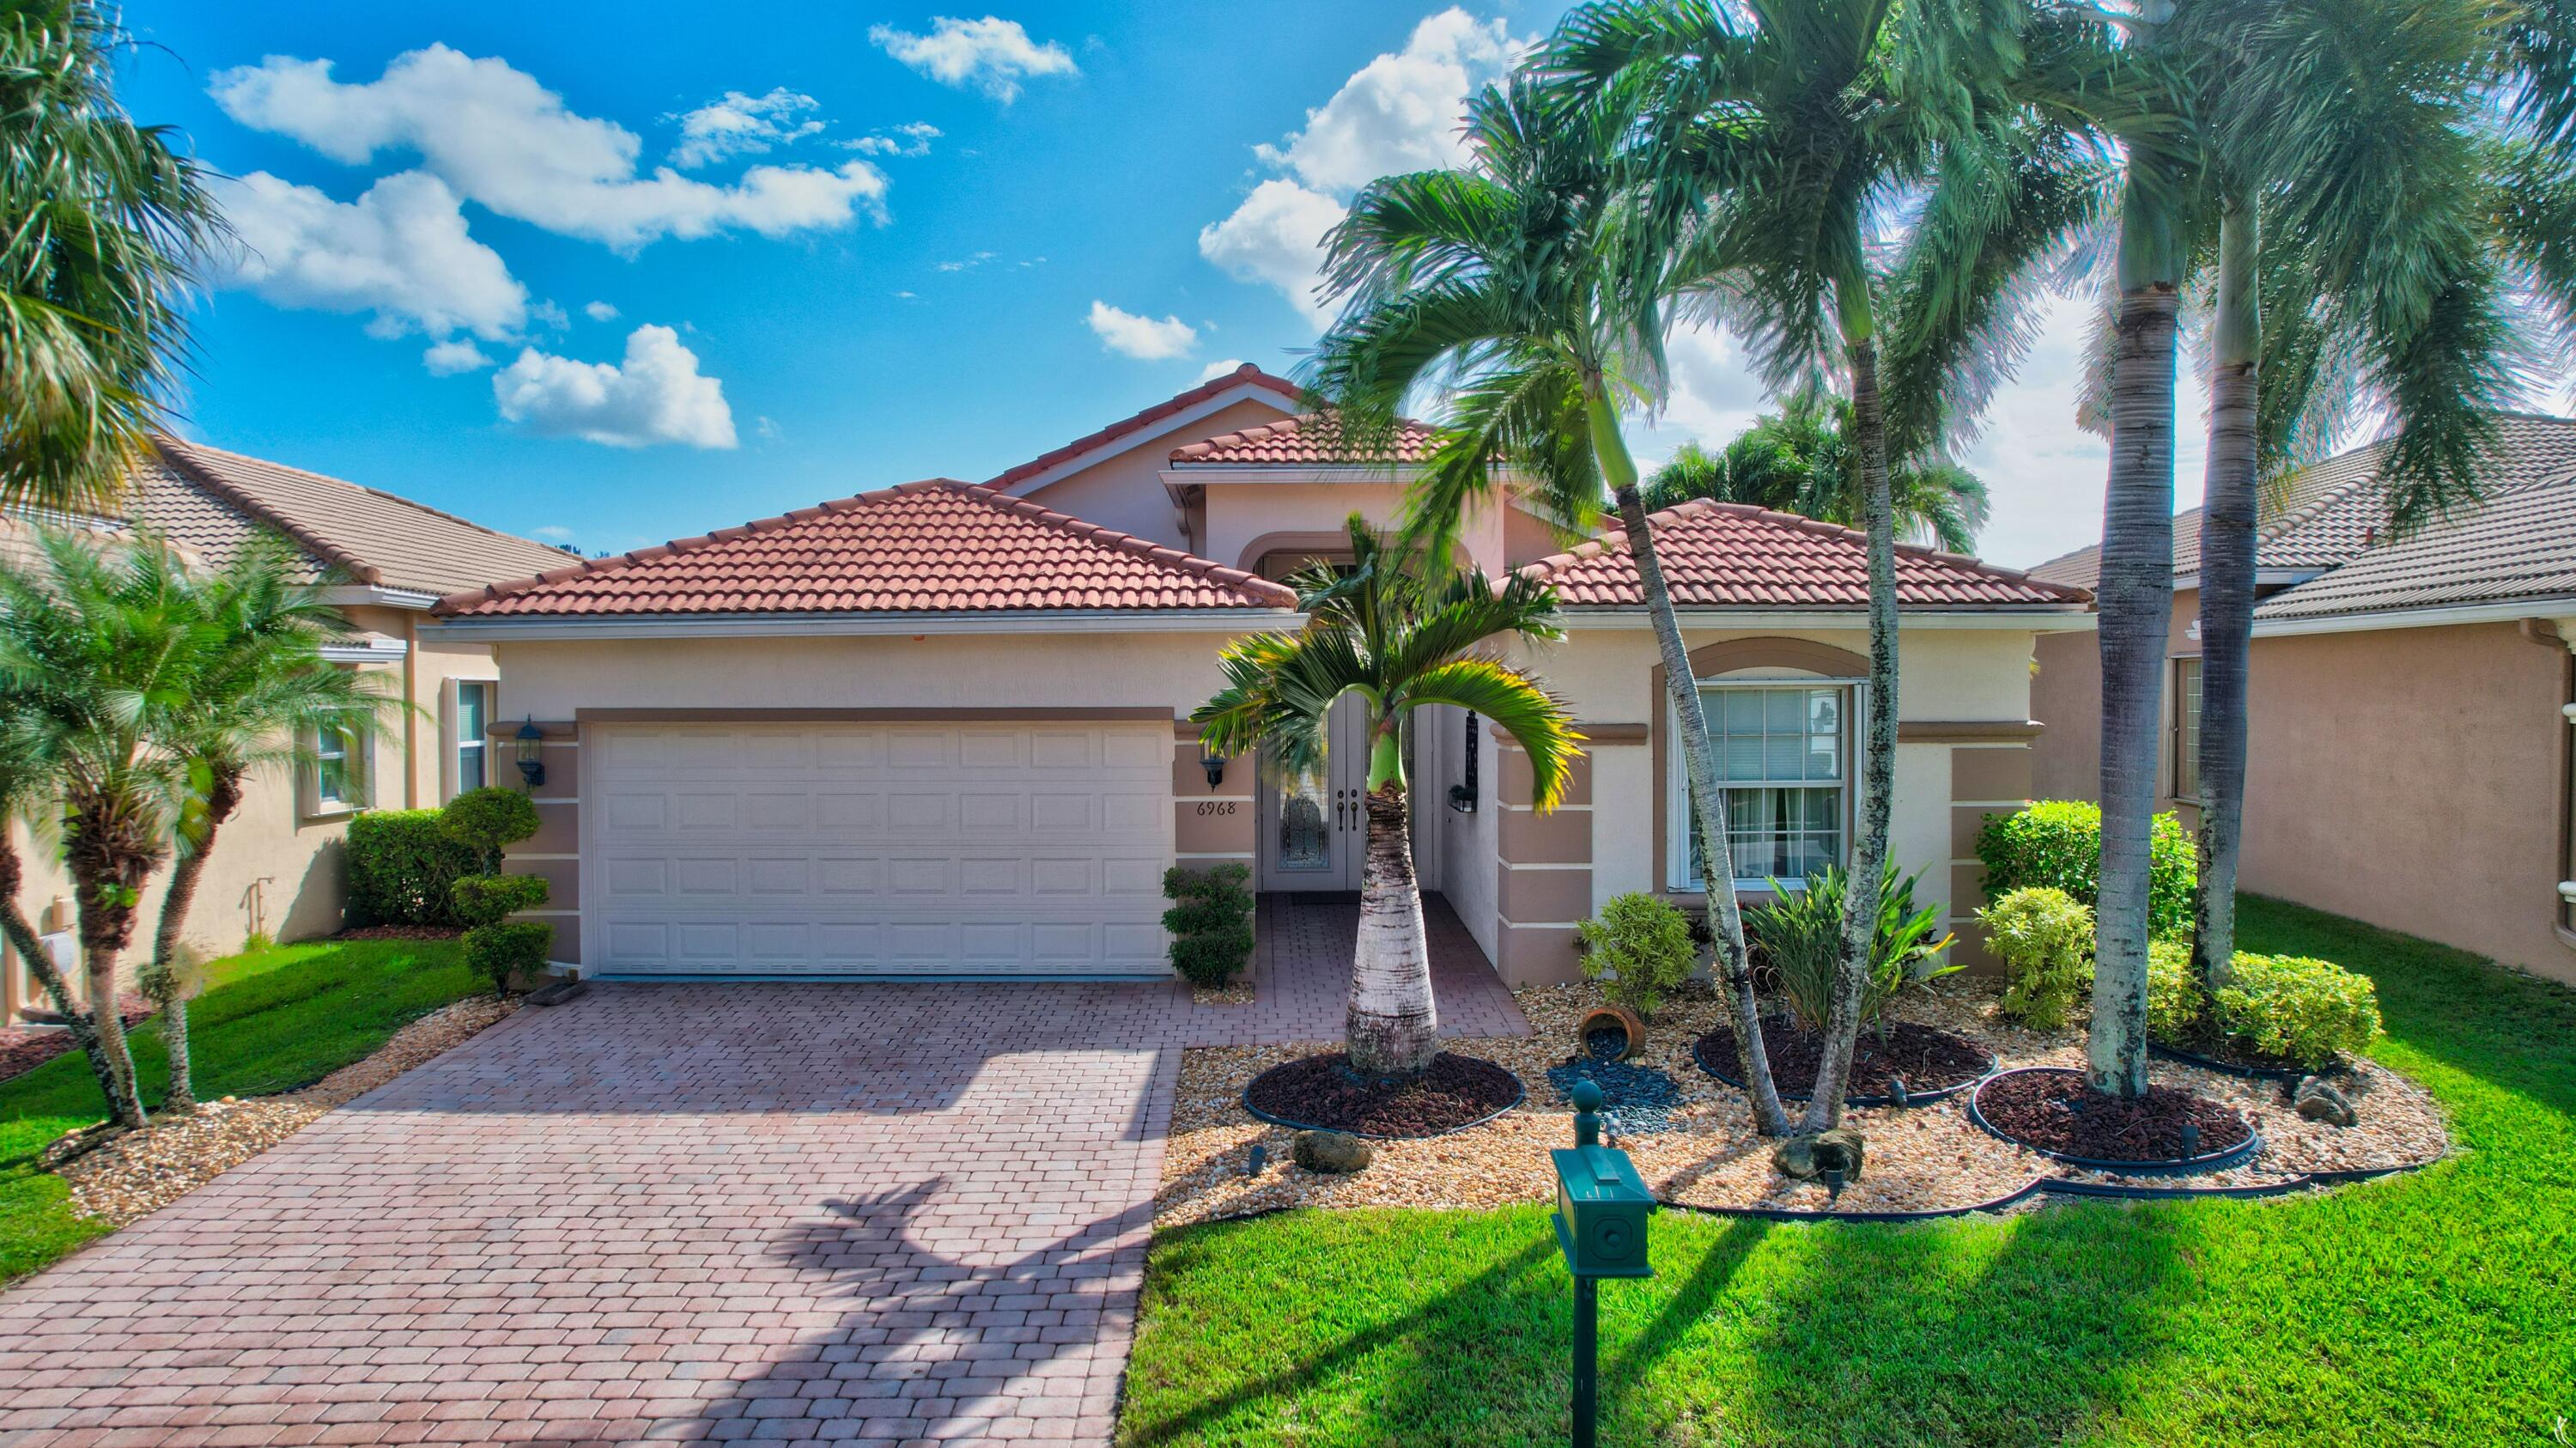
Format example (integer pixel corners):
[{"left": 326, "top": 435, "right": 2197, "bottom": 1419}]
[
  {"left": 1155, "top": 975, "right": 2453, "bottom": 1227},
  {"left": 1544, "top": 1056, "right": 1680, "bottom": 1135},
  {"left": 52, "top": 995, "right": 515, "bottom": 1228}
]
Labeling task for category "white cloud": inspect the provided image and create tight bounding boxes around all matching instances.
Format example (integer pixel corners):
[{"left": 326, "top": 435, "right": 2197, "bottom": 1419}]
[
  {"left": 530, "top": 524, "right": 576, "bottom": 541},
  {"left": 667, "top": 87, "right": 823, "bottom": 168},
  {"left": 422, "top": 338, "right": 494, "bottom": 374},
  {"left": 936, "top": 249, "right": 997, "bottom": 273},
  {"left": 1202, "top": 9, "right": 1520, "bottom": 328},
  {"left": 211, "top": 169, "right": 526, "bottom": 340},
  {"left": 846, "top": 121, "right": 941, "bottom": 157},
  {"left": 528, "top": 299, "right": 569, "bottom": 331},
  {"left": 1086, "top": 301, "right": 1197, "bottom": 360},
  {"left": 1256, "top": 9, "right": 1516, "bottom": 192},
  {"left": 1198, "top": 179, "right": 1348, "bottom": 326},
  {"left": 583, "top": 300, "right": 618, "bottom": 321},
  {"left": 209, "top": 46, "right": 888, "bottom": 250},
  {"left": 868, "top": 15, "right": 1076, "bottom": 103},
  {"left": 491, "top": 324, "right": 738, "bottom": 448},
  {"left": 1198, "top": 358, "right": 1246, "bottom": 382}
]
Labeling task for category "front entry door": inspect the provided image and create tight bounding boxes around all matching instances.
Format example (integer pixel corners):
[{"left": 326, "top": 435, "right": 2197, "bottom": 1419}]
[{"left": 1258, "top": 695, "right": 1370, "bottom": 892}]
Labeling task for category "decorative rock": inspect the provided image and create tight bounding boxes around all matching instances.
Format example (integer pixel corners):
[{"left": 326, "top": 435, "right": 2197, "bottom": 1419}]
[
  {"left": 1771, "top": 1128, "right": 1867, "bottom": 1183},
  {"left": 2293, "top": 1076, "right": 2358, "bottom": 1128},
  {"left": 1292, "top": 1129, "right": 1374, "bottom": 1174}
]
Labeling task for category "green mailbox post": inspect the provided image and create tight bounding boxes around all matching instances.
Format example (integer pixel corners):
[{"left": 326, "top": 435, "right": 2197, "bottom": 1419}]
[{"left": 1550, "top": 1080, "right": 1654, "bottom": 1448}]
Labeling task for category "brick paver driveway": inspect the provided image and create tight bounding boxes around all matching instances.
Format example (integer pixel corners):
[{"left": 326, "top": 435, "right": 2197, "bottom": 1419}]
[
  {"left": 0, "top": 895, "right": 1528, "bottom": 1447},
  {"left": 0, "top": 984, "right": 1189, "bottom": 1447}
]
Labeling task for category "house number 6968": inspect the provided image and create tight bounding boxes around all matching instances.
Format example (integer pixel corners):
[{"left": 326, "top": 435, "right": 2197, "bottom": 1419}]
[{"left": 1194, "top": 800, "right": 1238, "bottom": 816}]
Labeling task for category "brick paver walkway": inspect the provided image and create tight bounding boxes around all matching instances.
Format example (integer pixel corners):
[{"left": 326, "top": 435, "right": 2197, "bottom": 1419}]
[{"left": 0, "top": 893, "right": 1524, "bottom": 1447}]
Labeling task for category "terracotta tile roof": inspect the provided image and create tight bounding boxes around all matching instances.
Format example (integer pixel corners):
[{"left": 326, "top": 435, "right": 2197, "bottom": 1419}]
[
  {"left": 435, "top": 478, "right": 1300, "bottom": 618},
  {"left": 1520, "top": 498, "right": 2089, "bottom": 610},
  {"left": 1169, "top": 411, "right": 1437, "bottom": 465},
  {"left": 985, "top": 362, "right": 1303, "bottom": 490},
  {"left": 2026, "top": 413, "right": 2576, "bottom": 589},
  {"left": 137, "top": 436, "right": 576, "bottom": 595}
]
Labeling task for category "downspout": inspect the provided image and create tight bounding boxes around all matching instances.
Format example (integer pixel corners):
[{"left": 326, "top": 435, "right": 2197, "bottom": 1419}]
[
  {"left": 403, "top": 611, "right": 420, "bottom": 808},
  {"left": 2522, "top": 619, "right": 2576, "bottom": 946}
]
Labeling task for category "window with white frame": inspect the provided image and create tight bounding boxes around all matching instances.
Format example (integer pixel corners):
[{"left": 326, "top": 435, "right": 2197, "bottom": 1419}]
[
  {"left": 310, "top": 716, "right": 367, "bottom": 812},
  {"left": 1669, "top": 682, "right": 1851, "bottom": 890},
  {"left": 454, "top": 680, "right": 493, "bottom": 795}
]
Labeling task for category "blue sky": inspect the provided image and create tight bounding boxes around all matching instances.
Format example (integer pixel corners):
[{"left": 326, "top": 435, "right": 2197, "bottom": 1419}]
[{"left": 117, "top": 3, "right": 2573, "bottom": 569}]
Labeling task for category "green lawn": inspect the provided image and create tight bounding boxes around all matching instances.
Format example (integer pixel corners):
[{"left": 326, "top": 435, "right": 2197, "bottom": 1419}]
[
  {"left": 1121, "top": 897, "right": 2576, "bottom": 1447},
  {"left": 0, "top": 935, "right": 476, "bottom": 1284}
]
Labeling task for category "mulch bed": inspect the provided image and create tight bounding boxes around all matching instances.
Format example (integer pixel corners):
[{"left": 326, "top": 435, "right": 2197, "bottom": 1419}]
[
  {"left": 1697, "top": 1014, "right": 1994, "bottom": 1100},
  {"left": 2152, "top": 1027, "right": 2312, "bottom": 1078},
  {"left": 1242, "top": 1051, "right": 1522, "bottom": 1138},
  {"left": 1976, "top": 1068, "right": 2252, "bottom": 1162},
  {"left": 0, "top": 996, "right": 154, "bottom": 1086},
  {"left": 336, "top": 924, "right": 465, "bottom": 941}
]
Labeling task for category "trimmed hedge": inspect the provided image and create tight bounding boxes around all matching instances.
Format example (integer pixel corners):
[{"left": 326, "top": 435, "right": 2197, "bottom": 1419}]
[
  {"left": 345, "top": 810, "right": 479, "bottom": 928},
  {"left": 1976, "top": 800, "right": 2196, "bottom": 941},
  {"left": 2209, "top": 952, "right": 2383, "bottom": 1067},
  {"left": 465, "top": 920, "right": 554, "bottom": 998},
  {"left": 1163, "top": 864, "right": 1255, "bottom": 988}
]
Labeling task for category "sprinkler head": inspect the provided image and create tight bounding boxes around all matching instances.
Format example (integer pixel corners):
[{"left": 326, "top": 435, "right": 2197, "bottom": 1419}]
[
  {"left": 1888, "top": 1075, "right": 1910, "bottom": 1106},
  {"left": 1821, "top": 1165, "right": 1847, "bottom": 1201},
  {"left": 1246, "top": 1143, "right": 1267, "bottom": 1177},
  {"left": 2178, "top": 1122, "right": 2201, "bottom": 1158}
]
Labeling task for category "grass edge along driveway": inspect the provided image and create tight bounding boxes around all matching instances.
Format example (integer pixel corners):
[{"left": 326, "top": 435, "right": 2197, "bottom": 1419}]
[
  {"left": 0, "top": 935, "right": 477, "bottom": 1285},
  {"left": 1120, "top": 895, "right": 2576, "bottom": 1447}
]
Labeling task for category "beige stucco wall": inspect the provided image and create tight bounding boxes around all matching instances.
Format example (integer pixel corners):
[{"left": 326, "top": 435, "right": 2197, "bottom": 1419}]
[
  {"left": 2239, "top": 621, "right": 2574, "bottom": 985},
  {"left": 1014, "top": 397, "right": 1292, "bottom": 546},
  {"left": 1199, "top": 481, "right": 1517, "bottom": 579},
  {"left": 2032, "top": 586, "right": 2197, "bottom": 817}
]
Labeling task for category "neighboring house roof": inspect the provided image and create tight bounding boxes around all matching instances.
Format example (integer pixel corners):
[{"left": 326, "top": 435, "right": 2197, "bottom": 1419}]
[
  {"left": 435, "top": 478, "right": 1299, "bottom": 618},
  {"left": 984, "top": 362, "right": 1303, "bottom": 491},
  {"left": 1169, "top": 412, "right": 1437, "bottom": 466},
  {"left": 2256, "top": 474, "right": 2576, "bottom": 621},
  {"left": 2026, "top": 412, "right": 2576, "bottom": 589},
  {"left": 137, "top": 436, "right": 576, "bottom": 596},
  {"left": 1519, "top": 498, "right": 2088, "bottom": 610}
]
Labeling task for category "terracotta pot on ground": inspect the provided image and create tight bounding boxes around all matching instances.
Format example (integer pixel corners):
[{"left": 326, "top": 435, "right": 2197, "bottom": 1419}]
[{"left": 1577, "top": 1004, "right": 1647, "bottom": 1061}]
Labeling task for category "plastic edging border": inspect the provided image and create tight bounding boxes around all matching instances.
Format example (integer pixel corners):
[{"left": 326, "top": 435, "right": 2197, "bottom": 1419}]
[
  {"left": 1689, "top": 1031, "right": 1995, "bottom": 1110},
  {"left": 1240, "top": 1055, "right": 1528, "bottom": 1141},
  {"left": 2148, "top": 1038, "right": 2312, "bottom": 1082},
  {"left": 1650, "top": 1156, "right": 2431, "bottom": 1224},
  {"left": 1967, "top": 1067, "right": 2264, "bottom": 1176}
]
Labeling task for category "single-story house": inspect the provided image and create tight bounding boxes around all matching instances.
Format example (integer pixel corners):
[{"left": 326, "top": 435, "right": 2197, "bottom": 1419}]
[
  {"left": 431, "top": 366, "right": 2093, "bottom": 986},
  {"left": 2, "top": 437, "right": 577, "bottom": 1019},
  {"left": 2028, "top": 411, "right": 2576, "bottom": 987}
]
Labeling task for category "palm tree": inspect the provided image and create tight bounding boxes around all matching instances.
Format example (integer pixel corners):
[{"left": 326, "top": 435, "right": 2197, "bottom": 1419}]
[
  {"left": 1548, "top": 0, "right": 2071, "bottom": 1128},
  {"left": 1194, "top": 517, "right": 1581, "bottom": 1080},
  {"left": 0, "top": 706, "right": 122, "bottom": 1108},
  {"left": 146, "top": 532, "right": 394, "bottom": 1111},
  {"left": 0, "top": 526, "right": 197, "bottom": 1127},
  {"left": 1303, "top": 73, "right": 1800, "bottom": 1133},
  {"left": 1643, "top": 392, "right": 1994, "bottom": 552},
  {"left": 0, "top": 0, "right": 222, "bottom": 513}
]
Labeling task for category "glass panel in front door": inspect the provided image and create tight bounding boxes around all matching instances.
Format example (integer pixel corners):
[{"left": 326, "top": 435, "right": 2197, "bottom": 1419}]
[{"left": 1261, "top": 695, "right": 1367, "bottom": 891}]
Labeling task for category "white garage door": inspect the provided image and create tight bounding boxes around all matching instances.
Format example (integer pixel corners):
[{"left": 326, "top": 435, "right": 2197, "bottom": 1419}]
[{"left": 586, "top": 721, "right": 1174, "bottom": 978}]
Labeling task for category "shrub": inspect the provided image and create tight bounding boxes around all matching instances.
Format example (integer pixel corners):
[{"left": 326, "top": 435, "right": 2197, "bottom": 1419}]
[
  {"left": 346, "top": 809, "right": 479, "bottom": 926},
  {"left": 1980, "top": 886, "right": 2093, "bottom": 1030},
  {"left": 2146, "top": 938, "right": 2200, "bottom": 1041},
  {"left": 1750, "top": 862, "right": 1959, "bottom": 1035},
  {"left": 451, "top": 873, "right": 550, "bottom": 928},
  {"left": 464, "top": 920, "right": 554, "bottom": 998},
  {"left": 1575, "top": 893, "right": 1697, "bottom": 1018},
  {"left": 1976, "top": 800, "right": 2196, "bottom": 940},
  {"left": 1162, "top": 864, "right": 1255, "bottom": 988},
  {"left": 2208, "top": 952, "right": 2382, "bottom": 1067},
  {"left": 440, "top": 786, "right": 541, "bottom": 873}
]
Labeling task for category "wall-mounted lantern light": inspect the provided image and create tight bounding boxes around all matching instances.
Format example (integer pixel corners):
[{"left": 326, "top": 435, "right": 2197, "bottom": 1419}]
[
  {"left": 1200, "top": 741, "right": 1228, "bottom": 790},
  {"left": 516, "top": 717, "right": 546, "bottom": 788}
]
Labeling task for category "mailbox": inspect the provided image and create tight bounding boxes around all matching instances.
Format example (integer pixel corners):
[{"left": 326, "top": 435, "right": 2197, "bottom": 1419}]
[{"left": 1549, "top": 1080, "right": 1655, "bottom": 1280}]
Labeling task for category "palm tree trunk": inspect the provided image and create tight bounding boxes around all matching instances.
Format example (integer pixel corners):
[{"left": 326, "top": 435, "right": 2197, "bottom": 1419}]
[
  {"left": 1591, "top": 389, "right": 1794, "bottom": 1136},
  {"left": 78, "top": 929, "right": 144, "bottom": 1129},
  {"left": 1346, "top": 723, "right": 1438, "bottom": 1079},
  {"left": 149, "top": 767, "right": 241, "bottom": 1113},
  {"left": 2091, "top": 185, "right": 2188, "bottom": 1099},
  {"left": 0, "top": 838, "right": 122, "bottom": 1110},
  {"left": 66, "top": 819, "right": 149, "bottom": 1128},
  {"left": 2191, "top": 201, "right": 2258, "bottom": 997},
  {"left": 1801, "top": 335, "right": 1900, "bottom": 1132}
]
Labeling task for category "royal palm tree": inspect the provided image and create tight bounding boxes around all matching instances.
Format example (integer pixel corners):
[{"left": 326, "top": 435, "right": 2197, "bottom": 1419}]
[
  {"left": 146, "top": 532, "right": 393, "bottom": 1111},
  {"left": 1194, "top": 517, "right": 1581, "bottom": 1080},
  {"left": 0, "top": 526, "right": 200, "bottom": 1127},
  {"left": 1643, "top": 392, "right": 1994, "bottom": 552},
  {"left": 1548, "top": 0, "right": 2085, "bottom": 1127},
  {"left": 0, "top": 0, "right": 221, "bottom": 512},
  {"left": 1303, "top": 73, "right": 1800, "bottom": 1133}
]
